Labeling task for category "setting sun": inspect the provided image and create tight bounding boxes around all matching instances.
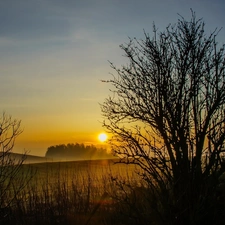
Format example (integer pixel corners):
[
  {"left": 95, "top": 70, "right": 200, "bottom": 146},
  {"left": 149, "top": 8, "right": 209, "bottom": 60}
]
[{"left": 98, "top": 133, "right": 108, "bottom": 142}]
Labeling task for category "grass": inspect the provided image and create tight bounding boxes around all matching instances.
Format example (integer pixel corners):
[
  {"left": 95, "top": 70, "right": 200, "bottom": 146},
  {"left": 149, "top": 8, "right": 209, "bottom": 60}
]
[
  {"left": 1, "top": 159, "right": 145, "bottom": 225},
  {"left": 2, "top": 158, "right": 225, "bottom": 224}
]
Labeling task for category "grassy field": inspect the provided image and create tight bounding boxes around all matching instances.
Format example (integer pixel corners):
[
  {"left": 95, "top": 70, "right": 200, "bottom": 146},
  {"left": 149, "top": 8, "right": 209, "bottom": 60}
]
[
  {"left": 2, "top": 159, "right": 145, "bottom": 225},
  {"left": 4, "top": 158, "right": 225, "bottom": 225}
]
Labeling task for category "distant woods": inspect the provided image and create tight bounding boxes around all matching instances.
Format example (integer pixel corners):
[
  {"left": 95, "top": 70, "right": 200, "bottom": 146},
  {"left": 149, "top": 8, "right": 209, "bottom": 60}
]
[{"left": 45, "top": 143, "right": 113, "bottom": 160}]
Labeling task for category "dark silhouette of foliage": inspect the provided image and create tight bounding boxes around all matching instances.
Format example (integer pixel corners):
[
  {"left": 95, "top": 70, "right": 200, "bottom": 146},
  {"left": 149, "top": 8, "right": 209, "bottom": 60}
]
[
  {"left": 0, "top": 113, "right": 32, "bottom": 224},
  {"left": 101, "top": 11, "right": 225, "bottom": 225},
  {"left": 45, "top": 143, "right": 112, "bottom": 160}
]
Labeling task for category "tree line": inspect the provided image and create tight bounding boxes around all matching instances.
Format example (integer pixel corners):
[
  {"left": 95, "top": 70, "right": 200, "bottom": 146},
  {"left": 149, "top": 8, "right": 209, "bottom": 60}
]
[{"left": 45, "top": 143, "right": 113, "bottom": 160}]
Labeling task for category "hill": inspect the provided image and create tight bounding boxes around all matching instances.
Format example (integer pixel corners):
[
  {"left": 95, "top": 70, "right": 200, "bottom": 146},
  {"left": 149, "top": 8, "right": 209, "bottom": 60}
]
[{"left": 0, "top": 152, "right": 51, "bottom": 164}]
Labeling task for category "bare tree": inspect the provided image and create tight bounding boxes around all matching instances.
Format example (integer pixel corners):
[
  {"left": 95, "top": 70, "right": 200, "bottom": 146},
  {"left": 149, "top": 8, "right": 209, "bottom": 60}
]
[
  {"left": 0, "top": 113, "right": 30, "bottom": 222},
  {"left": 101, "top": 12, "right": 225, "bottom": 224}
]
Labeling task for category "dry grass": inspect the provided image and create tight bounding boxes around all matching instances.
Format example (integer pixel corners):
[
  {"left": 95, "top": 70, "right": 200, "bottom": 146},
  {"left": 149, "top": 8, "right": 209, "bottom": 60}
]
[
  {"left": 1, "top": 159, "right": 144, "bottom": 225},
  {"left": 3, "top": 159, "right": 225, "bottom": 225}
]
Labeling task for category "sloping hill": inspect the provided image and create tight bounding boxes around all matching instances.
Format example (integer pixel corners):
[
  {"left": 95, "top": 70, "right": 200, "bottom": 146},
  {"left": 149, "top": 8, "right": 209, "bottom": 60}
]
[{"left": 0, "top": 152, "right": 51, "bottom": 164}]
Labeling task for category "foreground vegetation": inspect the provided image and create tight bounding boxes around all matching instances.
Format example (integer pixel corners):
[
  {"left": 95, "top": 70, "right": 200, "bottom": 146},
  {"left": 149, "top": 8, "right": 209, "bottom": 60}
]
[
  {"left": 1, "top": 159, "right": 148, "bottom": 225},
  {"left": 2, "top": 159, "right": 225, "bottom": 225}
]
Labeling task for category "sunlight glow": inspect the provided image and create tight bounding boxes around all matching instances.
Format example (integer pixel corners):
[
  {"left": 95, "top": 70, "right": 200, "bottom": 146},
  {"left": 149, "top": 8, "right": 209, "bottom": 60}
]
[{"left": 98, "top": 133, "right": 108, "bottom": 142}]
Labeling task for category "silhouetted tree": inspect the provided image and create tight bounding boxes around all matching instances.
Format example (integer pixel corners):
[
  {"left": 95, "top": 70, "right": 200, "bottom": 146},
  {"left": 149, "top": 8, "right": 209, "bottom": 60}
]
[
  {"left": 101, "top": 12, "right": 225, "bottom": 225},
  {"left": 0, "top": 113, "right": 31, "bottom": 223}
]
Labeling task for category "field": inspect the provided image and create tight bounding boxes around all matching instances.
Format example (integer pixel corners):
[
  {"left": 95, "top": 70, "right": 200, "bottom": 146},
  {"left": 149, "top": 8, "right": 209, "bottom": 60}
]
[
  {"left": 3, "top": 158, "right": 225, "bottom": 225},
  {"left": 2, "top": 159, "right": 146, "bottom": 225}
]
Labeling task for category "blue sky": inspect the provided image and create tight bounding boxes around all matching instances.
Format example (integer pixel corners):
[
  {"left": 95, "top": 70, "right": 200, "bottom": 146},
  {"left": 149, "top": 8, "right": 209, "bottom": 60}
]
[{"left": 0, "top": 0, "right": 224, "bottom": 156}]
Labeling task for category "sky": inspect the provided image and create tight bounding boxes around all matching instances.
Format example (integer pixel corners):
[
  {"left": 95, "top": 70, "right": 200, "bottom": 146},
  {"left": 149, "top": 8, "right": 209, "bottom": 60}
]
[{"left": 0, "top": 0, "right": 225, "bottom": 156}]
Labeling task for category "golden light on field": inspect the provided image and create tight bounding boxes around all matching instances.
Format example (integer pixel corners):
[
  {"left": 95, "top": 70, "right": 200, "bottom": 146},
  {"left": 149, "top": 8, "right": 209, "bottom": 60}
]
[{"left": 98, "top": 133, "right": 108, "bottom": 142}]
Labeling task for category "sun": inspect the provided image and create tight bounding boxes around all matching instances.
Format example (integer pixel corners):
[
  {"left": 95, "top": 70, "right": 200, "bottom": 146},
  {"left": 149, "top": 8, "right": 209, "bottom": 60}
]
[{"left": 98, "top": 133, "right": 108, "bottom": 142}]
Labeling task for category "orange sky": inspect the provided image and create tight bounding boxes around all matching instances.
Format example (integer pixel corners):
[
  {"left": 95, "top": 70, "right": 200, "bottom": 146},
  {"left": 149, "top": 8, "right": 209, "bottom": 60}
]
[{"left": 15, "top": 110, "right": 110, "bottom": 156}]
